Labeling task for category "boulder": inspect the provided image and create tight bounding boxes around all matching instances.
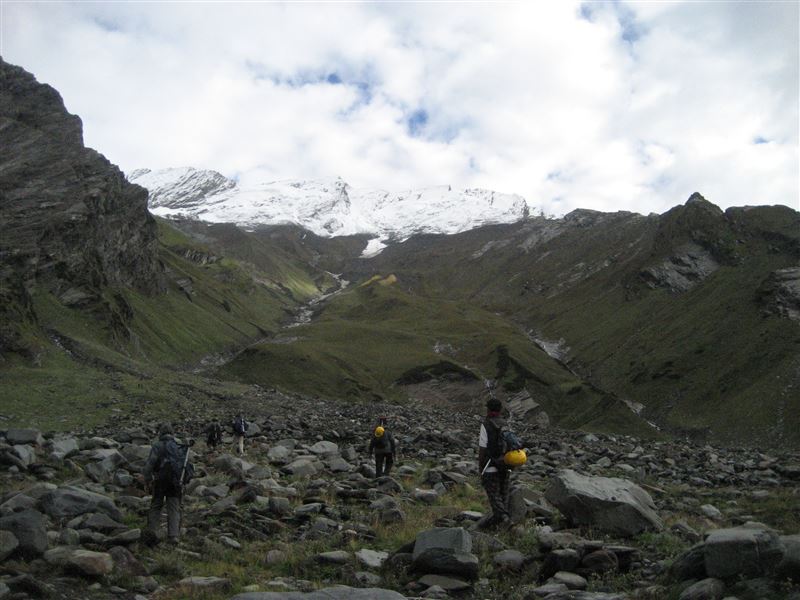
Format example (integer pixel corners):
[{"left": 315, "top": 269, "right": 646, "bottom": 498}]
[
  {"left": 178, "top": 576, "right": 231, "bottom": 591},
  {"left": 67, "top": 549, "right": 114, "bottom": 576},
  {"left": 355, "top": 548, "right": 389, "bottom": 569},
  {"left": 776, "top": 534, "right": 800, "bottom": 582},
  {"left": 418, "top": 574, "right": 472, "bottom": 591},
  {"left": 12, "top": 445, "right": 36, "bottom": 467},
  {"left": 669, "top": 543, "right": 707, "bottom": 582},
  {"left": 50, "top": 437, "right": 79, "bottom": 458},
  {"left": 0, "top": 493, "right": 37, "bottom": 515},
  {"left": 412, "top": 527, "right": 479, "bottom": 580},
  {"left": 230, "top": 587, "right": 406, "bottom": 599},
  {"left": 545, "top": 469, "right": 663, "bottom": 537},
  {"left": 678, "top": 578, "right": 725, "bottom": 600},
  {"left": 266, "top": 445, "right": 291, "bottom": 463},
  {"left": 213, "top": 454, "right": 254, "bottom": 475},
  {"left": 492, "top": 549, "right": 526, "bottom": 571},
  {"left": 309, "top": 441, "right": 339, "bottom": 456},
  {"left": 0, "top": 509, "right": 47, "bottom": 558},
  {"left": 282, "top": 458, "right": 318, "bottom": 477},
  {"left": 39, "top": 486, "right": 122, "bottom": 521},
  {"left": 5, "top": 429, "right": 44, "bottom": 446},
  {"left": 0, "top": 530, "right": 19, "bottom": 561},
  {"left": 704, "top": 525, "right": 784, "bottom": 579},
  {"left": 108, "top": 545, "right": 147, "bottom": 577}
]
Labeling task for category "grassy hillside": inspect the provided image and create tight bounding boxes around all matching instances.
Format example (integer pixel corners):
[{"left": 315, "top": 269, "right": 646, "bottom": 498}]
[
  {"left": 344, "top": 200, "right": 800, "bottom": 447},
  {"left": 0, "top": 218, "right": 320, "bottom": 430},
  {"left": 218, "top": 274, "right": 659, "bottom": 438}
]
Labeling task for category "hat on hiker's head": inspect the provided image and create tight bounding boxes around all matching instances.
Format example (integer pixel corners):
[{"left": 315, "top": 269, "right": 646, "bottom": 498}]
[
  {"left": 158, "top": 423, "right": 173, "bottom": 436},
  {"left": 486, "top": 398, "right": 502, "bottom": 413}
]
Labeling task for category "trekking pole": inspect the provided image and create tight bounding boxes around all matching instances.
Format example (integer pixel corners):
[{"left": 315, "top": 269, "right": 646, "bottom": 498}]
[{"left": 178, "top": 439, "right": 195, "bottom": 496}]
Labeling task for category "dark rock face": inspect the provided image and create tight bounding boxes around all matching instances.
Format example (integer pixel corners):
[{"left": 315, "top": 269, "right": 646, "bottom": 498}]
[
  {"left": 757, "top": 267, "right": 800, "bottom": 321},
  {"left": 0, "top": 59, "right": 162, "bottom": 350}
]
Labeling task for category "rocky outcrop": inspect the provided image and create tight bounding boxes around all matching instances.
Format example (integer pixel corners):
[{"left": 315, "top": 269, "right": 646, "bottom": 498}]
[
  {"left": 757, "top": 267, "right": 800, "bottom": 321},
  {"left": 0, "top": 59, "right": 163, "bottom": 352},
  {"left": 640, "top": 242, "right": 719, "bottom": 292}
]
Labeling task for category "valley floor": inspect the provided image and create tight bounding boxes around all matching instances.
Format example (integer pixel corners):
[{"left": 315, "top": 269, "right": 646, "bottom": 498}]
[{"left": 1, "top": 388, "right": 799, "bottom": 599}]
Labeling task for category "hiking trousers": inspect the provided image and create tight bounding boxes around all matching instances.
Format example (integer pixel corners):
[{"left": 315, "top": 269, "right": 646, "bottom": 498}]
[
  {"left": 235, "top": 434, "right": 245, "bottom": 455},
  {"left": 481, "top": 469, "right": 510, "bottom": 523},
  {"left": 147, "top": 482, "right": 181, "bottom": 540},
  {"left": 375, "top": 452, "right": 394, "bottom": 477}
]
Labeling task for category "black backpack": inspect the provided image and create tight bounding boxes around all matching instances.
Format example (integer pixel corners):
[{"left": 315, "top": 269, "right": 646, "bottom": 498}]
[
  {"left": 485, "top": 417, "right": 523, "bottom": 464},
  {"left": 156, "top": 440, "right": 194, "bottom": 489},
  {"left": 233, "top": 417, "right": 247, "bottom": 435}
]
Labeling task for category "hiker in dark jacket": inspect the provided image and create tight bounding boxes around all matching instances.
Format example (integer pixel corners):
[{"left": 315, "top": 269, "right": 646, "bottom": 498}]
[
  {"left": 478, "top": 398, "right": 511, "bottom": 528},
  {"left": 368, "top": 418, "right": 396, "bottom": 478},
  {"left": 143, "top": 423, "right": 183, "bottom": 544},
  {"left": 205, "top": 420, "right": 222, "bottom": 449}
]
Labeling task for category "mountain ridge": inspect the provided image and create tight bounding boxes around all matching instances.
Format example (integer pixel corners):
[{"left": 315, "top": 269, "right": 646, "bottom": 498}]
[{"left": 129, "top": 167, "right": 531, "bottom": 249}]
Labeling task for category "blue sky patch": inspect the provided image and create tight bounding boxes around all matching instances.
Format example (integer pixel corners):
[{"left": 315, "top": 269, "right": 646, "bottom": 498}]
[
  {"left": 407, "top": 109, "right": 429, "bottom": 137},
  {"left": 753, "top": 136, "right": 769, "bottom": 145}
]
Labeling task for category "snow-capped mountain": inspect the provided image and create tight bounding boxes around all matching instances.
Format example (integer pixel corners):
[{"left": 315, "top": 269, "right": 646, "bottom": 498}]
[{"left": 129, "top": 167, "right": 531, "bottom": 255}]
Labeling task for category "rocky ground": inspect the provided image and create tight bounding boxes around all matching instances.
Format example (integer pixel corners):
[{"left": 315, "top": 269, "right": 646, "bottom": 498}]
[{"left": 1, "top": 388, "right": 799, "bottom": 600}]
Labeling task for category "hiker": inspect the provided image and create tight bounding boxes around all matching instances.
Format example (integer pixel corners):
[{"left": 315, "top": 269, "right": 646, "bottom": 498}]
[
  {"left": 368, "top": 417, "right": 396, "bottom": 478},
  {"left": 232, "top": 413, "right": 248, "bottom": 455},
  {"left": 143, "top": 423, "right": 193, "bottom": 545},
  {"left": 478, "top": 398, "right": 511, "bottom": 528},
  {"left": 205, "top": 420, "right": 223, "bottom": 449}
]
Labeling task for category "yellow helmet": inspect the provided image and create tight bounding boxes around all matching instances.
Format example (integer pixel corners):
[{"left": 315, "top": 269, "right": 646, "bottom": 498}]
[
  {"left": 374, "top": 426, "right": 385, "bottom": 438},
  {"left": 504, "top": 449, "right": 527, "bottom": 468}
]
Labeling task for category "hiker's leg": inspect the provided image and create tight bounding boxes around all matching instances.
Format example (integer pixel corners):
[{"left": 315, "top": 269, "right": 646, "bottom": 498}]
[
  {"left": 482, "top": 473, "right": 502, "bottom": 524},
  {"left": 375, "top": 454, "right": 384, "bottom": 478},
  {"left": 147, "top": 486, "right": 165, "bottom": 534},
  {"left": 383, "top": 453, "right": 394, "bottom": 476},
  {"left": 498, "top": 470, "right": 511, "bottom": 521},
  {"left": 238, "top": 435, "right": 245, "bottom": 455},
  {"left": 166, "top": 494, "right": 182, "bottom": 540}
]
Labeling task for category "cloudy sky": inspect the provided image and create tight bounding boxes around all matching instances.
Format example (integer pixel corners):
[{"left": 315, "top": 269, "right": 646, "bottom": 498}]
[{"left": 2, "top": 1, "right": 798, "bottom": 215}]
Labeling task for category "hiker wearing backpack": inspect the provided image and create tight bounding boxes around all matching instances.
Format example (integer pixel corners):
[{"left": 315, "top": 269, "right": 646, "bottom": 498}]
[
  {"left": 205, "top": 420, "right": 223, "bottom": 450},
  {"left": 368, "top": 417, "right": 396, "bottom": 478},
  {"left": 142, "top": 423, "right": 194, "bottom": 545},
  {"left": 478, "top": 398, "right": 513, "bottom": 528},
  {"left": 232, "top": 413, "right": 248, "bottom": 455}
]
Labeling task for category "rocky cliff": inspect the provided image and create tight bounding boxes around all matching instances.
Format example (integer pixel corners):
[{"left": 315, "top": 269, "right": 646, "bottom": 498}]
[{"left": 0, "top": 59, "right": 162, "bottom": 353}]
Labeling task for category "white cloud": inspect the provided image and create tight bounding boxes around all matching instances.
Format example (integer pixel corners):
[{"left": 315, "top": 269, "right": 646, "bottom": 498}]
[{"left": 2, "top": 0, "right": 797, "bottom": 216}]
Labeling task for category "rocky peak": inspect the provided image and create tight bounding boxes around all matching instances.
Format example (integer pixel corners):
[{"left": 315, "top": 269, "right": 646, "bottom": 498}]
[{"left": 0, "top": 59, "right": 163, "bottom": 349}]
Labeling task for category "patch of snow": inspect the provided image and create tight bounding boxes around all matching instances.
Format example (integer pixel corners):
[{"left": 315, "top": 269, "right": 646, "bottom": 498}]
[
  {"left": 130, "top": 168, "right": 533, "bottom": 241},
  {"left": 361, "top": 238, "right": 388, "bottom": 258}
]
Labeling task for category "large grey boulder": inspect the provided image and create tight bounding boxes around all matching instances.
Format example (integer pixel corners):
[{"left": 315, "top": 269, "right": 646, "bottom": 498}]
[
  {"left": 84, "top": 449, "right": 128, "bottom": 483},
  {"left": 0, "top": 510, "right": 47, "bottom": 558},
  {"left": 0, "top": 530, "right": 19, "bottom": 561},
  {"left": 282, "top": 458, "right": 318, "bottom": 477},
  {"left": 678, "top": 578, "right": 725, "bottom": 600},
  {"left": 5, "top": 429, "right": 44, "bottom": 446},
  {"left": 309, "top": 441, "right": 339, "bottom": 456},
  {"left": 704, "top": 525, "right": 784, "bottom": 579},
  {"left": 231, "top": 587, "right": 406, "bottom": 599},
  {"left": 39, "top": 486, "right": 122, "bottom": 521},
  {"left": 776, "top": 534, "right": 800, "bottom": 582},
  {"left": 50, "top": 437, "right": 79, "bottom": 458},
  {"left": 213, "top": 454, "right": 255, "bottom": 475},
  {"left": 545, "top": 469, "right": 663, "bottom": 537},
  {"left": 67, "top": 549, "right": 114, "bottom": 577},
  {"left": 412, "top": 527, "right": 479, "bottom": 580}
]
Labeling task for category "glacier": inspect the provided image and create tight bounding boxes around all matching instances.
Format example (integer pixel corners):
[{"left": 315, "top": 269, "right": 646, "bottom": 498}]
[{"left": 129, "top": 167, "right": 532, "bottom": 252}]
